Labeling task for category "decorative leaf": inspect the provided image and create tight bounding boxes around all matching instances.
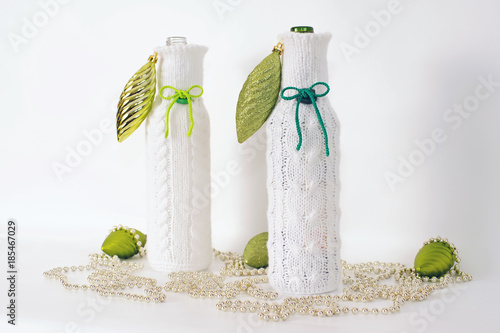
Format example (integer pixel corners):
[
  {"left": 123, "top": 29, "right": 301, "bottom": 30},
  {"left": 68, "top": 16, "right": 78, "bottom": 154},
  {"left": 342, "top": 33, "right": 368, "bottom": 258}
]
[
  {"left": 243, "top": 232, "right": 269, "bottom": 268},
  {"left": 101, "top": 228, "right": 147, "bottom": 259},
  {"left": 116, "top": 54, "right": 157, "bottom": 142},
  {"left": 236, "top": 50, "right": 281, "bottom": 143},
  {"left": 414, "top": 240, "right": 456, "bottom": 277}
]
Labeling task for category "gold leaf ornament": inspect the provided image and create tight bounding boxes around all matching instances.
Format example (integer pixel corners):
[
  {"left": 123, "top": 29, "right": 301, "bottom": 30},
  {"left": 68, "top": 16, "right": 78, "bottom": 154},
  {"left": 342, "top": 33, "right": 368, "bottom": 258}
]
[
  {"left": 116, "top": 53, "right": 158, "bottom": 142},
  {"left": 236, "top": 43, "right": 283, "bottom": 143}
]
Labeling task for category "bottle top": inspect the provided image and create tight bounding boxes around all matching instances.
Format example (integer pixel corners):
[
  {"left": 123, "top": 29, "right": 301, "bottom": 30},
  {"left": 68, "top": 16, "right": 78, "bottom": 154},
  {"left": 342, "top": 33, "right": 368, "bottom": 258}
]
[
  {"left": 290, "top": 26, "right": 314, "bottom": 33},
  {"left": 166, "top": 36, "right": 187, "bottom": 46}
]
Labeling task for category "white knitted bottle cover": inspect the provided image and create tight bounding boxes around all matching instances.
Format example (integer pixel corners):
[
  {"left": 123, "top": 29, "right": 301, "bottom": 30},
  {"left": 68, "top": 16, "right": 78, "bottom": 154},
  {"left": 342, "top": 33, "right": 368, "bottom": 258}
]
[
  {"left": 267, "top": 32, "right": 341, "bottom": 295},
  {"left": 145, "top": 43, "right": 212, "bottom": 272}
]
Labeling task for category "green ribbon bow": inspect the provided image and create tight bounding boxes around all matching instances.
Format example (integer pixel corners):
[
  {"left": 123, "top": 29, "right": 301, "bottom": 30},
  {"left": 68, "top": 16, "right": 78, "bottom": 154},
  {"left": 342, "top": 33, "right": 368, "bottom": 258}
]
[
  {"left": 159, "top": 85, "right": 204, "bottom": 138},
  {"left": 281, "top": 82, "right": 330, "bottom": 156}
]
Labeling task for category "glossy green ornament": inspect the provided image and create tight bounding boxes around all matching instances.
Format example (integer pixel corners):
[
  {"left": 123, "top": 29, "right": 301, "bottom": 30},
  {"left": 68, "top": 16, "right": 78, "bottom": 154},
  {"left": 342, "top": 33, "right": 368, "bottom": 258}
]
[
  {"left": 243, "top": 232, "right": 269, "bottom": 268},
  {"left": 236, "top": 43, "right": 283, "bottom": 143},
  {"left": 116, "top": 53, "right": 158, "bottom": 142},
  {"left": 414, "top": 240, "right": 456, "bottom": 277},
  {"left": 101, "top": 228, "right": 147, "bottom": 259}
]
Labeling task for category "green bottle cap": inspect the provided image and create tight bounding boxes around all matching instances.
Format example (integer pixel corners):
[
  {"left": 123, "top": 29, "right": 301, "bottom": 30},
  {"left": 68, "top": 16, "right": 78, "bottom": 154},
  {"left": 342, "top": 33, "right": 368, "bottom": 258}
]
[{"left": 290, "top": 26, "right": 314, "bottom": 33}]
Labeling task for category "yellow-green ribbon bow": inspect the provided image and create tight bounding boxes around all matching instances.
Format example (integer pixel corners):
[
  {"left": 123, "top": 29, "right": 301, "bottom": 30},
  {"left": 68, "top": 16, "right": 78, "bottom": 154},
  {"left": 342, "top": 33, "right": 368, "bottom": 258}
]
[{"left": 159, "top": 85, "right": 204, "bottom": 138}]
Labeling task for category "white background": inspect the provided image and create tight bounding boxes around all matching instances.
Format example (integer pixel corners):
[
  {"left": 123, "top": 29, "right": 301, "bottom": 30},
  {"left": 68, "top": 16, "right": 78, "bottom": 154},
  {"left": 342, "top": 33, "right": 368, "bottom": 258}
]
[{"left": 1, "top": 0, "right": 500, "bottom": 332}]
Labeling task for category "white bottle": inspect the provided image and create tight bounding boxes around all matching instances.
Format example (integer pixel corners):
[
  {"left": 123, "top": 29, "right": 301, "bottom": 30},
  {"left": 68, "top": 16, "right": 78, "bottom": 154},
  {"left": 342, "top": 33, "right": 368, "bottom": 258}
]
[
  {"left": 267, "top": 28, "right": 341, "bottom": 294},
  {"left": 145, "top": 37, "right": 212, "bottom": 272}
]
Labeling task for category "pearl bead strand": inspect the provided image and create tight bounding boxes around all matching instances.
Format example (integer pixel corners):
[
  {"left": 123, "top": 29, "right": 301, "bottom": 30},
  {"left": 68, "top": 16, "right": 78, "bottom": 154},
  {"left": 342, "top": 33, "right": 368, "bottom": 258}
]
[
  {"left": 44, "top": 253, "right": 166, "bottom": 303},
  {"left": 43, "top": 236, "right": 471, "bottom": 322}
]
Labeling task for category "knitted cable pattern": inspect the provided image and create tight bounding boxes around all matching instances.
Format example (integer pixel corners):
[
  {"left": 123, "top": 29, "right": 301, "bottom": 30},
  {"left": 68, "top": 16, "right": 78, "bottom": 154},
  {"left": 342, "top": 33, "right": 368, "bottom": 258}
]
[
  {"left": 146, "top": 44, "right": 212, "bottom": 272},
  {"left": 267, "top": 32, "right": 341, "bottom": 295}
]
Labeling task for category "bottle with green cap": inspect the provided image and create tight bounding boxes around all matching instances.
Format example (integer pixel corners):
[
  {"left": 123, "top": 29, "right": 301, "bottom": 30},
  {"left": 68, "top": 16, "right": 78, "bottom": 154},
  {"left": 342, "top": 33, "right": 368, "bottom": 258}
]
[{"left": 266, "top": 26, "right": 341, "bottom": 295}]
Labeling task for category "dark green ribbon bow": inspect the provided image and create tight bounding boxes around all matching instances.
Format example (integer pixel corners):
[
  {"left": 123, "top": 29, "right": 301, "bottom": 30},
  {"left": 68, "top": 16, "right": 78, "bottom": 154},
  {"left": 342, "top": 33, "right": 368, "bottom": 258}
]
[{"left": 281, "top": 82, "right": 330, "bottom": 156}]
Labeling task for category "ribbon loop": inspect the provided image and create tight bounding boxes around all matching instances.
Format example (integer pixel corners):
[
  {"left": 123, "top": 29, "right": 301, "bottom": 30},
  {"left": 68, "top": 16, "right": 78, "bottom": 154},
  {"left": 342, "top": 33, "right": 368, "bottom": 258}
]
[
  {"left": 159, "top": 85, "right": 204, "bottom": 138},
  {"left": 280, "top": 82, "right": 330, "bottom": 156}
]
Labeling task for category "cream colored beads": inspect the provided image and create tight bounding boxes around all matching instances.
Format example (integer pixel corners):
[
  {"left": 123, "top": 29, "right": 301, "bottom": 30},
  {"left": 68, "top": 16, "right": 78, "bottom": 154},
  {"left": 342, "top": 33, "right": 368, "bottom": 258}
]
[{"left": 43, "top": 239, "right": 472, "bottom": 322}]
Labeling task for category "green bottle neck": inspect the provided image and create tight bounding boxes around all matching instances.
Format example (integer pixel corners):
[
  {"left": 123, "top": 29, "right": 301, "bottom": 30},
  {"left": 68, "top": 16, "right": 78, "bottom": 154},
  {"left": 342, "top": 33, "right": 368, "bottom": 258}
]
[{"left": 290, "top": 26, "right": 314, "bottom": 33}]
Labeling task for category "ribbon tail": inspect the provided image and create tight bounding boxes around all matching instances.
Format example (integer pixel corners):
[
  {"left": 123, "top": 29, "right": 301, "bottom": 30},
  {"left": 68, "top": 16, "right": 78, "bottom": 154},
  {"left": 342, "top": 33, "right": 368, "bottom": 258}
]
[
  {"left": 295, "top": 98, "right": 303, "bottom": 151},
  {"left": 311, "top": 98, "right": 329, "bottom": 157},
  {"left": 165, "top": 97, "right": 178, "bottom": 138},
  {"left": 186, "top": 97, "right": 194, "bottom": 137}
]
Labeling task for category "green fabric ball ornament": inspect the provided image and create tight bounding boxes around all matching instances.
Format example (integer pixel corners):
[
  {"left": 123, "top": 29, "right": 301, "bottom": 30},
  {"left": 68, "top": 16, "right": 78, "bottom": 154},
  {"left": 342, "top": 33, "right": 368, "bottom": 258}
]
[
  {"left": 101, "top": 227, "right": 147, "bottom": 259},
  {"left": 414, "top": 239, "right": 456, "bottom": 277},
  {"left": 243, "top": 232, "right": 269, "bottom": 268}
]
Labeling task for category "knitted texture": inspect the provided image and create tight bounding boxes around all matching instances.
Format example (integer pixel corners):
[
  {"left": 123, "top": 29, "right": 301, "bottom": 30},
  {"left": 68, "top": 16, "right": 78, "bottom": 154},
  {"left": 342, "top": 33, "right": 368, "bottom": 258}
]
[
  {"left": 267, "top": 32, "right": 341, "bottom": 295},
  {"left": 146, "top": 44, "right": 212, "bottom": 272}
]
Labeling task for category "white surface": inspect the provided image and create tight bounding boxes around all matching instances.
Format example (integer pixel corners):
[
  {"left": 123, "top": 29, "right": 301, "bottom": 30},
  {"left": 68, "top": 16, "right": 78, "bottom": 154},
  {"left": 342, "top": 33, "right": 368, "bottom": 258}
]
[
  {"left": 1, "top": 0, "right": 500, "bottom": 332},
  {"left": 1, "top": 234, "right": 499, "bottom": 333}
]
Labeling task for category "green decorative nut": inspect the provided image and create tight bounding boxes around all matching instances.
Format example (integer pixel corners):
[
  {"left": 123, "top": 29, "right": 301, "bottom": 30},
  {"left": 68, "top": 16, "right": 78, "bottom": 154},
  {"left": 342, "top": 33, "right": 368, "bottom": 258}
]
[
  {"left": 243, "top": 232, "right": 269, "bottom": 268},
  {"left": 414, "top": 240, "right": 456, "bottom": 278},
  {"left": 101, "top": 227, "right": 147, "bottom": 259}
]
